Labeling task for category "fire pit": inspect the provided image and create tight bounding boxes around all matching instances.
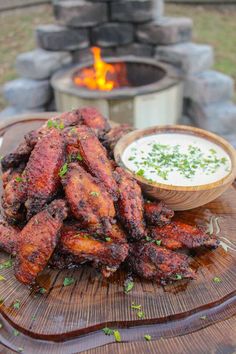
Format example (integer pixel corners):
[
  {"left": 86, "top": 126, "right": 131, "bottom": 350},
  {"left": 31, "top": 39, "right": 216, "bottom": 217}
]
[{"left": 51, "top": 49, "right": 183, "bottom": 128}]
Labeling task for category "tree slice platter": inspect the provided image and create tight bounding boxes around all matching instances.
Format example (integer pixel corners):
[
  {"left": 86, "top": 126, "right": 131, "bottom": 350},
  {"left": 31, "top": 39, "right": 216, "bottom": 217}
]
[{"left": 0, "top": 115, "right": 235, "bottom": 354}]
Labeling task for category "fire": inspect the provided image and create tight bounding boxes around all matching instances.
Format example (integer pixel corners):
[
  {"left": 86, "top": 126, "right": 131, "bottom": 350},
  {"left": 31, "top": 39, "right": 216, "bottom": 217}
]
[{"left": 73, "top": 47, "right": 129, "bottom": 91}]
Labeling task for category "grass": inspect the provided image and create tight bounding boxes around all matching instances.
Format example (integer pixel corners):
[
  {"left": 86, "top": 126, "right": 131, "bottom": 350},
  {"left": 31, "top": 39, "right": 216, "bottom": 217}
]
[{"left": 0, "top": 4, "right": 236, "bottom": 110}]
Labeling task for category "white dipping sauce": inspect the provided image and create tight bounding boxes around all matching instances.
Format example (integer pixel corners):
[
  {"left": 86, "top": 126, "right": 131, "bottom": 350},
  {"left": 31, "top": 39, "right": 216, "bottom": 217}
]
[{"left": 122, "top": 133, "right": 231, "bottom": 187}]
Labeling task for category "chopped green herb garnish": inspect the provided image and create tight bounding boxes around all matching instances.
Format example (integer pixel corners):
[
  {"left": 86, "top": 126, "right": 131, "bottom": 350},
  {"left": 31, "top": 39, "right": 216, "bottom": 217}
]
[
  {"left": 39, "top": 287, "right": 46, "bottom": 294},
  {"left": 63, "top": 277, "right": 75, "bottom": 287},
  {"left": 174, "top": 274, "right": 182, "bottom": 280},
  {"left": 31, "top": 314, "right": 37, "bottom": 321},
  {"left": 124, "top": 279, "right": 134, "bottom": 294},
  {"left": 131, "top": 303, "right": 142, "bottom": 310},
  {"left": 47, "top": 120, "right": 64, "bottom": 130},
  {"left": 144, "top": 334, "right": 152, "bottom": 341},
  {"left": 47, "top": 120, "right": 54, "bottom": 128},
  {"left": 15, "top": 177, "right": 23, "bottom": 183},
  {"left": 90, "top": 191, "right": 100, "bottom": 197},
  {"left": 213, "top": 277, "right": 222, "bottom": 283},
  {"left": 13, "top": 329, "right": 20, "bottom": 336},
  {"left": 59, "top": 163, "right": 68, "bottom": 177},
  {"left": 105, "top": 237, "right": 111, "bottom": 242},
  {"left": 13, "top": 300, "right": 21, "bottom": 310},
  {"left": 0, "top": 275, "right": 6, "bottom": 281},
  {"left": 136, "top": 169, "right": 145, "bottom": 177},
  {"left": 145, "top": 236, "right": 153, "bottom": 242},
  {"left": 113, "top": 329, "right": 121, "bottom": 342},
  {"left": 76, "top": 153, "right": 83, "bottom": 161},
  {"left": 200, "top": 315, "right": 207, "bottom": 320},
  {"left": 137, "top": 311, "right": 145, "bottom": 319},
  {"left": 0, "top": 259, "right": 13, "bottom": 269},
  {"left": 102, "top": 327, "right": 114, "bottom": 335},
  {"left": 155, "top": 240, "right": 162, "bottom": 246}
]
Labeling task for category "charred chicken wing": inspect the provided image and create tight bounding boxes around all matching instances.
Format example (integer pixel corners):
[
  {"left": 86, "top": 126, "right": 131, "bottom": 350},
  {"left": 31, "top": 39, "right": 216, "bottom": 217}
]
[
  {"left": 144, "top": 201, "right": 174, "bottom": 227},
  {"left": 0, "top": 216, "right": 20, "bottom": 254},
  {"left": 128, "top": 242, "right": 195, "bottom": 284},
  {"left": 14, "top": 199, "right": 68, "bottom": 285},
  {"left": 65, "top": 125, "right": 118, "bottom": 198},
  {"left": 115, "top": 167, "right": 146, "bottom": 240},
  {"left": 102, "top": 124, "right": 133, "bottom": 157},
  {"left": 150, "top": 221, "right": 219, "bottom": 250},
  {"left": 62, "top": 163, "right": 115, "bottom": 228},
  {"left": 24, "top": 128, "right": 65, "bottom": 219}
]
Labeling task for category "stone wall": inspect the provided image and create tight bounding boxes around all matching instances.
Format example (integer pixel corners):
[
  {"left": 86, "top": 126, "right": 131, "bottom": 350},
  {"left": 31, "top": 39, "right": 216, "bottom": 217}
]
[{"left": 1, "top": 0, "right": 236, "bottom": 146}]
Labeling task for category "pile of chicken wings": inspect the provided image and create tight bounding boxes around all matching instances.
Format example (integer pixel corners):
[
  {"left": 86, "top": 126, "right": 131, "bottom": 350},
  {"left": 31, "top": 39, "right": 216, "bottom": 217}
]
[{"left": 0, "top": 107, "right": 219, "bottom": 286}]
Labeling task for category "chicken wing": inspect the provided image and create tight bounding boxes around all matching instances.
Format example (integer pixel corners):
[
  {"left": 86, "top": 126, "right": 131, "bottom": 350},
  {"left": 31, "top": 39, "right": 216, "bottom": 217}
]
[
  {"left": 62, "top": 163, "right": 115, "bottom": 228},
  {"left": 101, "top": 124, "right": 133, "bottom": 157},
  {"left": 60, "top": 228, "right": 129, "bottom": 277},
  {"left": 115, "top": 167, "right": 146, "bottom": 240},
  {"left": 78, "top": 107, "right": 110, "bottom": 137},
  {"left": 24, "top": 128, "right": 65, "bottom": 219},
  {"left": 144, "top": 201, "right": 174, "bottom": 227},
  {"left": 1, "top": 140, "right": 32, "bottom": 171},
  {"left": 150, "top": 221, "right": 219, "bottom": 250},
  {"left": 65, "top": 125, "right": 118, "bottom": 198},
  {"left": 14, "top": 199, "right": 68, "bottom": 285},
  {"left": 0, "top": 216, "right": 20, "bottom": 254},
  {"left": 2, "top": 165, "right": 27, "bottom": 223},
  {"left": 128, "top": 242, "right": 195, "bottom": 284}
]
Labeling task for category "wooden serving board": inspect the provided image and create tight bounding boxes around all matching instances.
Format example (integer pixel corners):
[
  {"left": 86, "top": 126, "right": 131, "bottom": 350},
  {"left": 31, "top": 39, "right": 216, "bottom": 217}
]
[{"left": 0, "top": 115, "right": 235, "bottom": 354}]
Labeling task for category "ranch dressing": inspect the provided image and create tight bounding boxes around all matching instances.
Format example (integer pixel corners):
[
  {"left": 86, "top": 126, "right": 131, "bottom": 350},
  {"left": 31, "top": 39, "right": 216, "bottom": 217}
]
[{"left": 122, "top": 133, "right": 231, "bottom": 187}]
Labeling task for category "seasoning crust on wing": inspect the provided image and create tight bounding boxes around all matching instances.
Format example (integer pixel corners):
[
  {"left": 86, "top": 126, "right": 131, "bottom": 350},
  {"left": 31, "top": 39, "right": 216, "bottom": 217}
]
[
  {"left": 24, "top": 128, "right": 65, "bottom": 219},
  {"left": 115, "top": 167, "right": 146, "bottom": 240},
  {"left": 0, "top": 216, "right": 20, "bottom": 254},
  {"left": 62, "top": 163, "right": 115, "bottom": 228},
  {"left": 150, "top": 221, "right": 219, "bottom": 250},
  {"left": 14, "top": 199, "right": 68, "bottom": 285}
]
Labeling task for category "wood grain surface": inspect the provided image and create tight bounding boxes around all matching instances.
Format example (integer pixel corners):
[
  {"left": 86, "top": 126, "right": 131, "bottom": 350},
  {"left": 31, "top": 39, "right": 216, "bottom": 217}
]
[{"left": 0, "top": 116, "right": 235, "bottom": 354}]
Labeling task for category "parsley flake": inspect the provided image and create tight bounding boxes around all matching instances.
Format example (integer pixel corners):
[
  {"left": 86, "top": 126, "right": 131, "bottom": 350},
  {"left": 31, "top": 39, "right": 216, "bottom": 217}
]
[
  {"left": 13, "top": 300, "right": 21, "bottom": 310},
  {"left": 59, "top": 163, "right": 68, "bottom": 177},
  {"left": 124, "top": 279, "right": 134, "bottom": 294},
  {"left": 155, "top": 240, "right": 162, "bottom": 246},
  {"left": 113, "top": 329, "right": 121, "bottom": 342},
  {"left": 131, "top": 303, "right": 142, "bottom": 310},
  {"left": 144, "top": 334, "right": 152, "bottom": 341},
  {"left": 105, "top": 237, "right": 111, "bottom": 242},
  {"left": 213, "top": 277, "right": 222, "bottom": 283},
  {"left": 76, "top": 153, "right": 83, "bottom": 161},
  {"left": 137, "top": 311, "right": 145, "bottom": 319},
  {"left": 15, "top": 177, "right": 23, "bottom": 183},
  {"left": 63, "top": 277, "right": 75, "bottom": 287},
  {"left": 13, "top": 329, "right": 20, "bottom": 336},
  {"left": 90, "top": 191, "right": 100, "bottom": 197},
  {"left": 136, "top": 169, "right": 145, "bottom": 177},
  {"left": 0, "top": 259, "right": 13, "bottom": 269},
  {"left": 0, "top": 275, "right": 6, "bottom": 281},
  {"left": 174, "top": 274, "right": 182, "bottom": 280},
  {"left": 39, "top": 287, "right": 46, "bottom": 294},
  {"left": 102, "top": 327, "right": 113, "bottom": 335}
]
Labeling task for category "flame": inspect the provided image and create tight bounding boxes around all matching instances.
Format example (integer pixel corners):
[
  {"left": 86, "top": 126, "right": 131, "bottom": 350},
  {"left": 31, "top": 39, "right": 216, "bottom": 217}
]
[{"left": 73, "top": 47, "right": 129, "bottom": 91}]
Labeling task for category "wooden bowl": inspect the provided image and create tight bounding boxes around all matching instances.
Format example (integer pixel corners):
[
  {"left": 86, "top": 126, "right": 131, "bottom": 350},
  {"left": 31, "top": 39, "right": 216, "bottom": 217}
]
[{"left": 114, "top": 125, "right": 236, "bottom": 210}]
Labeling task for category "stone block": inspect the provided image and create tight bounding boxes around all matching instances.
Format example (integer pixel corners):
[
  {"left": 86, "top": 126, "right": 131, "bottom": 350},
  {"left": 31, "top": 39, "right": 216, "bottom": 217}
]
[
  {"left": 155, "top": 42, "right": 214, "bottom": 76},
  {"left": 3, "top": 79, "right": 51, "bottom": 109},
  {"left": 116, "top": 43, "right": 153, "bottom": 57},
  {"left": 136, "top": 17, "right": 193, "bottom": 45},
  {"left": 16, "top": 49, "right": 72, "bottom": 80},
  {"left": 184, "top": 70, "right": 234, "bottom": 105},
  {"left": 111, "top": 0, "right": 153, "bottom": 23},
  {"left": 187, "top": 100, "right": 236, "bottom": 135},
  {"left": 54, "top": 0, "right": 107, "bottom": 28},
  {"left": 152, "top": 0, "right": 164, "bottom": 20},
  {"left": 36, "top": 24, "right": 89, "bottom": 51},
  {"left": 92, "top": 23, "right": 134, "bottom": 47}
]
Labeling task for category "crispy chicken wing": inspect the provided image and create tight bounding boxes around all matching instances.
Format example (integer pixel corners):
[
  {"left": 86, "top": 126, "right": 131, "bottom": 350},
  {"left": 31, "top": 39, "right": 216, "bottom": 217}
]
[
  {"left": 62, "top": 163, "right": 115, "bottom": 228},
  {"left": 24, "top": 128, "right": 65, "bottom": 219},
  {"left": 150, "top": 221, "right": 219, "bottom": 250},
  {"left": 14, "top": 199, "right": 68, "bottom": 285},
  {"left": 60, "top": 228, "right": 129, "bottom": 277},
  {"left": 65, "top": 125, "right": 118, "bottom": 198},
  {"left": 78, "top": 107, "right": 110, "bottom": 137},
  {"left": 115, "top": 167, "right": 146, "bottom": 240},
  {"left": 102, "top": 124, "right": 133, "bottom": 157},
  {"left": 128, "top": 242, "right": 195, "bottom": 284},
  {"left": 0, "top": 216, "right": 20, "bottom": 254},
  {"left": 144, "top": 201, "right": 174, "bottom": 227},
  {"left": 2, "top": 165, "right": 27, "bottom": 223},
  {"left": 1, "top": 140, "right": 32, "bottom": 172}
]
